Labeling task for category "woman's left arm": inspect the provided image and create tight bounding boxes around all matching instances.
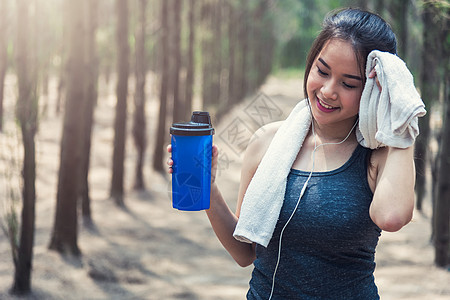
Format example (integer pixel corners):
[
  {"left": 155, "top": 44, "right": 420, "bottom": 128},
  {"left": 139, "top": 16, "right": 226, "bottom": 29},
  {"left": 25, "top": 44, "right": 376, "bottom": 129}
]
[{"left": 369, "top": 146, "right": 416, "bottom": 232}]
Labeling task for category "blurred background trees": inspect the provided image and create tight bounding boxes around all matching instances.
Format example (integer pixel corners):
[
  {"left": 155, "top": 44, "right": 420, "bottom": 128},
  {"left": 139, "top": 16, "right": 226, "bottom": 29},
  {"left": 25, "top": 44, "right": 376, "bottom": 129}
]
[
  {"left": 0, "top": 0, "right": 448, "bottom": 295},
  {"left": 11, "top": 0, "right": 38, "bottom": 294}
]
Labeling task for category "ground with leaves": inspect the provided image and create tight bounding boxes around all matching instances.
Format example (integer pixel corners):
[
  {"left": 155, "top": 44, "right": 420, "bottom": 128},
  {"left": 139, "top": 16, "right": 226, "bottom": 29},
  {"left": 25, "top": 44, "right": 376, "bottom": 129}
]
[{"left": 0, "top": 74, "right": 449, "bottom": 299}]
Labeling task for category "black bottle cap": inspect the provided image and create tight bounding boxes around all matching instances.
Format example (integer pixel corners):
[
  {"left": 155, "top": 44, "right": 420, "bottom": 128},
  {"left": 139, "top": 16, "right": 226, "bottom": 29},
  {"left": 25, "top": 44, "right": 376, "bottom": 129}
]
[
  {"left": 191, "top": 111, "right": 211, "bottom": 124},
  {"left": 170, "top": 111, "right": 215, "bottom": 136}
]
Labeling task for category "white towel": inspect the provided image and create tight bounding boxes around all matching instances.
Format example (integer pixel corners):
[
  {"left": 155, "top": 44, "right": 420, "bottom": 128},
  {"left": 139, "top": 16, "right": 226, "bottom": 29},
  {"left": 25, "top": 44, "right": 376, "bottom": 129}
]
[
  {"left": 356, "top": 50, "right": 426, "bottom": 149},
  {"left": 233, "top": 99, "right": 311, "bottom": 247},
  {"left": 233, "top": 51, "right": 426, "bottom": 248}
]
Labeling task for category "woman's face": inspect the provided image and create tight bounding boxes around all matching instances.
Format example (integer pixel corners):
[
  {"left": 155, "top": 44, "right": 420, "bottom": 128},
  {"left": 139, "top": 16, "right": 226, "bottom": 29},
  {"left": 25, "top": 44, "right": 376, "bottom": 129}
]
[{"left": 306, "top": 39, "right": 364, "bottom": 129}]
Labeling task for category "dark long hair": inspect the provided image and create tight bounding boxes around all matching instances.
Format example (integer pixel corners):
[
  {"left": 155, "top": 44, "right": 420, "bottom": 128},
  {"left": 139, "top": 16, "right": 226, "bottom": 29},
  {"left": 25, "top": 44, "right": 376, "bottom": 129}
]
[{"left": 303, "top": 8, "right": 397, "bottom": 98}]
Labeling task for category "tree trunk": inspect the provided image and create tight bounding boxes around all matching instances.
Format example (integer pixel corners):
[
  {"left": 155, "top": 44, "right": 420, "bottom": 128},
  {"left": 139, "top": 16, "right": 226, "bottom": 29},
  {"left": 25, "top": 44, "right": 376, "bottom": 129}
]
[
  {"left": 434, "top": 78, "right": 450, "bottom": 268},
  {"left": 80, "top": 0, "right": 99, "bottom": 223},
  {"left": 55, "top": 28, "right": 67, "bottom": 116},
  {"left": 261, "top": 1, "right": 275, "bottom": 85},
  {"left": 11, "top": 0, "right": 38, "bottom": 294},
  {"left": 110, "top": 0, "right": 130, "bottom": 206},
  {"left": 171, "top": 0, "right": 183, "bottom": 122},
  {"left": 40, "top": 70, "right": 50, "bottom": 118},
  {"left": 252, "top": 0, "right": 271, "bottom": 89},
  {"left": 55, "top": 69, "right": 65, "bottom": 116},
  {"left": 398, "top": 0, "right": 408, "bottom": 60},
  {"left": 185, "top": 0, "right": 196, "bottom": 120},
  {"left": 132, "top": 0, "right": 147, "bottom": 190},
  {"left": 357, "top": 0, "right": 369, "bottom": 10},
  {"left": 388, "top": 0, "right": 409, "bottom": 59},
  {"left": 415, "top": 2, "right": 441, "bottom": 211},
  {"left": 153, "top": 0, "right": 169, "bottom": 173},
  {"left": 0, "top": 0, "right": 8, "bottom": 132},
  {"left": 49, "top": 0, "right": 86, "bottom": 256},
  {"left": 375, "top": 0, "right": 385, "bottom": 17},
  {"left": 433, "top": 4, "right": 450, "bottom": 268},
  {"left": 227, "top": 1, "right": 236, "bottom": 105},
  {"left": 201, "top": 1, "right": 212, "bottom": 108},
  {"left": 238, "top": 2, "right": 248, "bottom": 101},
  {"left": 212, "top": 0, "right": 222, "bottom": 106}
]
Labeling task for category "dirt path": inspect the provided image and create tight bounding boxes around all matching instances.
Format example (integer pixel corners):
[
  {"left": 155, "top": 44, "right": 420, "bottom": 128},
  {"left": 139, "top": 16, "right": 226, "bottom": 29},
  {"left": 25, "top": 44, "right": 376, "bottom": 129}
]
[{"left": 0, "top": 75, "right": 449, "bottom": 299}]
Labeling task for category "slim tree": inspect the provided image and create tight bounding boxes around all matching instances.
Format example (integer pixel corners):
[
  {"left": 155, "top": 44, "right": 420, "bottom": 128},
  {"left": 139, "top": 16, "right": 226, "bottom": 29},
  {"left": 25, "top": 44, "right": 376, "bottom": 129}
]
[
  {"left": 153, "top": 0, "right": 169, "bottom": 172},
  {"left": 433, "top": 0, "right": 450, "bottom": 268},
  {"left": 357, "top": 0, "right": 369, "bottom": 10},
  {"left": 185, "top": 0, "right": 196, "bottom": 120},
  {"left": 200, "top": 0, "right": 222, "bottom": 108},
  {"left": 375, "top": 0, "right": 385, "bottom": 16},
  {"left": 252, "top": 0, "right": 273, "bottom": 89},
  {"left": 55, "top": 53, "right": 65, "bottom": 116},
  {"left": 415, "top": 0, "right": 441, "bottom": 211},
  {"left": 227, "top": 0, "right": 236, "bottom": 105},
  {"left": 11, "top": 0, "right": 38, "bottom": 294},
  {"left": 110, "top": 0, "right": 130, "bottom": 206},
  {"left": 0, "top": 0, "right": 7, "bottom": 132},
  {"left": 80, "top": 0, "right": 99, "bottom": 222},
  {"left": 435, "top": 78, "right": 450, "bottom": 268},
  {"left": 238, "top": 1, "right": 249, "bottom": 100},
  {"left": 200, "top": 1, "right": 212, "bottom": 107},
  {"left": 388, "top": 0, "right": 409, "bottom": 60},
  {"left": 171, "top": 0, "right": 183, "bottom": 122},
  {"left": 132, "top": 0, "right": 147, "bottom": 190},
  {"left": 49, "top": 0, "right": 86, "bottom": 256},
  {"left": 211, "top": 0, "right": 222, "bottom": 106},
  {"left": 259, "top": 1, "right": 275, "bottom": 85}
]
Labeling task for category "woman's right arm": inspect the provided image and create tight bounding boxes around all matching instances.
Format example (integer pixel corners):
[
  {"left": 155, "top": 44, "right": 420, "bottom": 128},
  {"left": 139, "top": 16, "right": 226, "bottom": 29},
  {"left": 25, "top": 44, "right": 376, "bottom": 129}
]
[
  {"left": 167, "top": 122, "right": 281, "bottom": 267},
  {"left": 205, "top": 122, "right": 281, "bottom": 267},
  {"left": 205, "top": 178, "right": 256, "bottom": 267}
]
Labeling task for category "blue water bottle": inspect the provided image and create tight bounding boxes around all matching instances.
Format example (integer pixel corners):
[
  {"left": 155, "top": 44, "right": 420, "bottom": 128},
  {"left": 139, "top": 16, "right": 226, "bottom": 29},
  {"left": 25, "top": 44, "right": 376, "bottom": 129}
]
[{"left": 170, "top": 112, "right": 214, "bottom": 211}]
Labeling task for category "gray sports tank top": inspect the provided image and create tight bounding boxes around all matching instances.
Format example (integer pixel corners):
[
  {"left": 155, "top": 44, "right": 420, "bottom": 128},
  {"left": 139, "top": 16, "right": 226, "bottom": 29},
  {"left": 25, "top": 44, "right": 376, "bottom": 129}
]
[{"left": 247, "top": 145, "right": 380, "bottom": 299}]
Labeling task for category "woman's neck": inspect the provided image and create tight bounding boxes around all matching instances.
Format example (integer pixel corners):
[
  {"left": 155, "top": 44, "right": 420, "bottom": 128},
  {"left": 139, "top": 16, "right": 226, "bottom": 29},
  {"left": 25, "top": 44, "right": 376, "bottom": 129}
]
[{"left": 311, "top": 118, "right": 358, "bottom": 144}]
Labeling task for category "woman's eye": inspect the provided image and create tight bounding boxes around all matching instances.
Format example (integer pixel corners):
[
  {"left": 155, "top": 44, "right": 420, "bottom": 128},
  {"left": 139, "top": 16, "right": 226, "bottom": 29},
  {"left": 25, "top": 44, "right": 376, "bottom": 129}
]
[
  {"left": 317, "top": 67, "right": 328, "bottom": 76},
  {"left": 343, "top": 82, "right": 357, "bottom": 89}
]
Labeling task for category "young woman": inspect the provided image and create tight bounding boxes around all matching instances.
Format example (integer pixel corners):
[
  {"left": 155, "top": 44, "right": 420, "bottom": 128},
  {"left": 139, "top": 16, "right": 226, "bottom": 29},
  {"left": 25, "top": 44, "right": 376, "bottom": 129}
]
[{"left": 168, "top": 8, "right": 416, "bottom": 299}]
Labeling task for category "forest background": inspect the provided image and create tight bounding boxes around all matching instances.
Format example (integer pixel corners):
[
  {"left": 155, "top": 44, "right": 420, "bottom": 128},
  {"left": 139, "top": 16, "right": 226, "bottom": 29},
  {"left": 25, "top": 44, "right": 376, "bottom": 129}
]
[{"left": 0, "top": 0, "right": 449, "bottom": 299}]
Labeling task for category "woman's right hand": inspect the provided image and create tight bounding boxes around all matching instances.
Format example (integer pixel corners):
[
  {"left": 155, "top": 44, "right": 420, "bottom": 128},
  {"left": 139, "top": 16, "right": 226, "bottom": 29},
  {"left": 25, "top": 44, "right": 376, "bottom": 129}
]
[{"left": 166, "top": 144, "right": 219, "bottom": 184}]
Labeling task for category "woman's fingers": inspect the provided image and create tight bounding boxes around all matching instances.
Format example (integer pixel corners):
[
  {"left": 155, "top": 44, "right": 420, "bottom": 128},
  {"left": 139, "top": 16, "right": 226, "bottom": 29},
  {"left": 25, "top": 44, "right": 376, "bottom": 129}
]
[
  {"left": 167, "top": 143, "right": 218, "bottom": 178},
  {"left": 167, "top": 144, "right": 173, "bottom": 173},
  {"left": 368, "top": 68, "right": 382, "bottom": 91},
  {"left": 166, "top": 158, "right": 173, "bottom": 174}
]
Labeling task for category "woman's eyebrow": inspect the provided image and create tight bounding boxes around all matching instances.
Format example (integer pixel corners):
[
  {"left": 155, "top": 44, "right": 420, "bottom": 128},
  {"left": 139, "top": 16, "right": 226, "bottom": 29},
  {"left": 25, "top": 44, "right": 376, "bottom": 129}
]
[
  {"left": 344, "top": 74, "right": 362, "bottom": 81},
  {"left": 318, "top": 58, "right": 330, "bottom": 69},
  {"left": 318, "top": 57, "right": 362, "bottom": 81}
]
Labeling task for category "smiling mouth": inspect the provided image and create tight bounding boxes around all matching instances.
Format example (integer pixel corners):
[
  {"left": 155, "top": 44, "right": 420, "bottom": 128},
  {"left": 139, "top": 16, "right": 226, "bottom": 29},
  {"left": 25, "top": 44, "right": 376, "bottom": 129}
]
[{"left": 317, "top": 96, "right": 339, "bottom": 111}]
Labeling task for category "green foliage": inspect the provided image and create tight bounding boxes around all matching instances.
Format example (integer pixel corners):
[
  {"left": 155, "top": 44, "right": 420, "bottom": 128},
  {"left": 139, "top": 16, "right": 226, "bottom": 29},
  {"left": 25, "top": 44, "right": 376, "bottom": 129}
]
[
  {"left": 273, "top": 67, "right": 305, "bottom": 80},
  {"left": 273, "top": 0, "right": 349, "bottom": 69},
  {"left": 421, "top": 0, "right": 450, "bottom": 10}
]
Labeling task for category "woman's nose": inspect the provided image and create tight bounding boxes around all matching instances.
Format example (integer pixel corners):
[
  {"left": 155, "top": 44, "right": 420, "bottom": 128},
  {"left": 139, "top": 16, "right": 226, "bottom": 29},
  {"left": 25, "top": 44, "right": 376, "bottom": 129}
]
[{"left": 321, "top": 80, "right": 338, "bottom": 100}]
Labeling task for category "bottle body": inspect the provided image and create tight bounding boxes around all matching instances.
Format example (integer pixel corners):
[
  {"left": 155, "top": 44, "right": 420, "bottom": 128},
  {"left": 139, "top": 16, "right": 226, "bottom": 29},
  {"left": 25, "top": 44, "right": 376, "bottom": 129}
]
[{"left": 171, "top": 133, "right": 212, "bottom": 211}]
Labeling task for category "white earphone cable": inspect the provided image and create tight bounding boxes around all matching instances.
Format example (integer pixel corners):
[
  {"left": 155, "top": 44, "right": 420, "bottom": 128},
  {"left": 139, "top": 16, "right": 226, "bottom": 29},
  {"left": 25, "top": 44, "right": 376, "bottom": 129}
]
[{"left": 268, "top": 117, "right": 358, "bottom": 300}]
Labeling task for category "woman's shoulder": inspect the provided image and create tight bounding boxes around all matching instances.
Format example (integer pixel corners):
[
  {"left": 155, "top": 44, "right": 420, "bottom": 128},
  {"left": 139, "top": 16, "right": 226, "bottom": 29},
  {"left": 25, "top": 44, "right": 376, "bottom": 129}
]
[
  {"left": 241, "top": 121, "right": 283, "bottom": 171},
  {"left": 247, "top": 121, "right": 284, "bottom": 153}
]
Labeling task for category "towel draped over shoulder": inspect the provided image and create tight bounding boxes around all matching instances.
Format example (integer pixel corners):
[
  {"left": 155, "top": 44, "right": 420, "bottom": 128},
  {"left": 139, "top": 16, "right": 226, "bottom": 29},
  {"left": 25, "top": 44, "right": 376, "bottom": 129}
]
[{"left": 233, "top": 50, "right": 426, "bottom": 247}]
